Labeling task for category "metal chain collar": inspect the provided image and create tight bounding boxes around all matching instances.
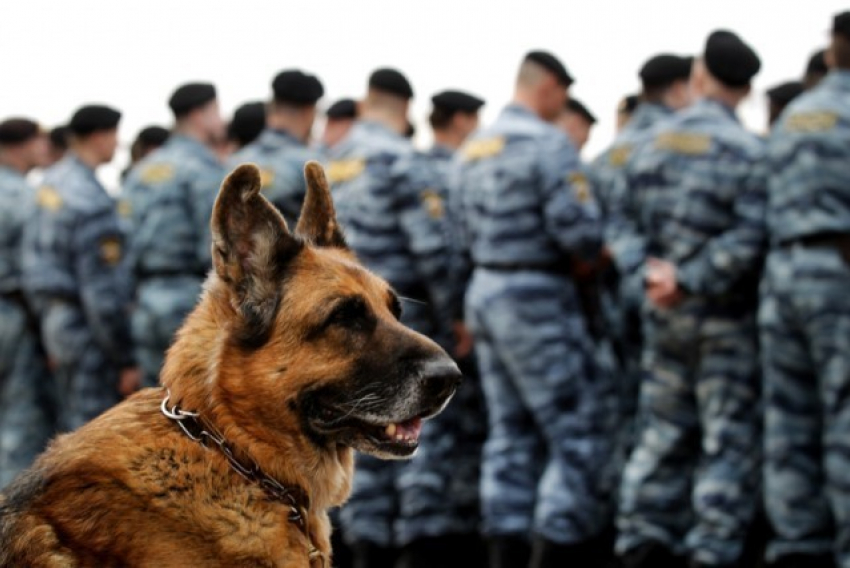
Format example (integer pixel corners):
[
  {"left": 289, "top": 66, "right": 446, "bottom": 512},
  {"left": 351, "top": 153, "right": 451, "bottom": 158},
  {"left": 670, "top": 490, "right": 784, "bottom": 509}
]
[{"left": 160, "top": 392, "right": 324, "bottom": 566}]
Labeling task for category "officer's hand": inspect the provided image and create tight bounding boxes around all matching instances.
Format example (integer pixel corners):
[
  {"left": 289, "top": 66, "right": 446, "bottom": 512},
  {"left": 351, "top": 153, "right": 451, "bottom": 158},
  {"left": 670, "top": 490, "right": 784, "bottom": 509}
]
[
  {"left": 119, "top": 367, "right": 142, "bottom": 397},
  {"left": 453, "top": 321, "right": 474, "bottom": 359},
  {"left": 645, "top": 258, "right": 683, "bottom": 309}
]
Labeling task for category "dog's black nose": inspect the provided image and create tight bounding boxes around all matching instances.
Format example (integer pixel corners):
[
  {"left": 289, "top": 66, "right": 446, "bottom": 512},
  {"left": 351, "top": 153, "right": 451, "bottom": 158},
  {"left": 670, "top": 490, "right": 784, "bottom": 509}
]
[{"left": 419, "top": 357, "right": 463, "bottom": 401}]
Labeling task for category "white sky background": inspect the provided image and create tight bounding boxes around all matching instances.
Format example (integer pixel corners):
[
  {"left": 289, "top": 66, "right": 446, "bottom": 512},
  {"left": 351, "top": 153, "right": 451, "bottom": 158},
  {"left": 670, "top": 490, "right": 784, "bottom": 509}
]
[{"left": 1, "top": 0, "right": 845, "bottom": 191}]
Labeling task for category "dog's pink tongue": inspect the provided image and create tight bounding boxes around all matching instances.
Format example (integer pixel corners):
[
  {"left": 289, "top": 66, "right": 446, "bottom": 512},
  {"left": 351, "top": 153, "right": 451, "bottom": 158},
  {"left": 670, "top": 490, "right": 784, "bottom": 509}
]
[{"left": 397, "top": 417, "right": 422, "bottom": 440}]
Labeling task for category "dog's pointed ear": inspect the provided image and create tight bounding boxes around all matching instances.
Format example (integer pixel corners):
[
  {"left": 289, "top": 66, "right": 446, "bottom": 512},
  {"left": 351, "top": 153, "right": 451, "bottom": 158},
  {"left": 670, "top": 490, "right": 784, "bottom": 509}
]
[
  {"left": 295, "top": 161, "right": 347, "bottom": 249},
  {"left": 211, "top": 164, "right": 302, "bottom": 346}
]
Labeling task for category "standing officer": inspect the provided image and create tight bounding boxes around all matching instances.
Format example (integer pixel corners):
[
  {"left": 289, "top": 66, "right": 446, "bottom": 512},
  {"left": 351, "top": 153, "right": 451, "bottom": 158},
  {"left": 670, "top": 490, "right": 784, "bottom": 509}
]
[
  {"left": 230, "top": 69, "right": 324, "bottom": 222},
  {"left": 765, "top": 81, "right": 804, "bottom": 129},
  {"left": 452, "top": 50, "right": 614, "bottom": 568},
  {"left": 556, "top": 97, "right": 597, "bottom": 152},
  {"left": 761, "top": 12, "right": 850, "bottom": 568},
  {"left": 22, "top": 105, "right": 138, "bottom": 432},
  {"left": 320, "top": 98, "right": 358, "bottom": 151},
  {"left": 226, "top": 101, "right": 266, "bottom": 152},
  {"left": 0, "top": 118, "right": 54, "bottom": 488},
  {"left": 804, "top": 48, "right": 829, "bottom": 90},
  {"left": 123, "top": 83, "right": 225, "bottom": 388},
  {"left": 394, "top": 88, "right": 488, "bottom": 568},
  {"left": 611, "top": 31, "right": 765, "bottom": 568},
  {"left": 328, "top": 67, "right": 458, "bottom": 568}
]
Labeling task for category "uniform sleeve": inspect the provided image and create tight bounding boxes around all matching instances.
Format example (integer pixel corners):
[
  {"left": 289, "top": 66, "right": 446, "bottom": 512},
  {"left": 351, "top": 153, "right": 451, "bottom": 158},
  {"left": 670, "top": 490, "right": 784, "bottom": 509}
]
[
  {"left": 537, "top": 136, "right": 603, "bottom": 262},
  {"left": 187, "top": 165, "right": 225, "bottom": 269},
  {"left": 394, "top": 158, "right": 458, "bottom": 333},
  {"left": 605, "top": 159, "right": 648, "bottom": 277},
  {"left": 676, "top": 155, "right": 768, "bottom": 296},
  {"left": 73, "top": 207, "right": 135, "bottom": 368},
  {"left": 443, "top": 160, "right": 472, "bottom": 319}
]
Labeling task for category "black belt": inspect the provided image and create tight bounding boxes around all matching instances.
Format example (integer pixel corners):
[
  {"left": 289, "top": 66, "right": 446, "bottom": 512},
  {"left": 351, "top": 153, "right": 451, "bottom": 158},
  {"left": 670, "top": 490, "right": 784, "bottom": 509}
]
[
  {"left": 475, "top": 262, "right": 570, "bottom": 276},
  {"left": 780, "top": 232, "right": 850, "bottom": 249}
]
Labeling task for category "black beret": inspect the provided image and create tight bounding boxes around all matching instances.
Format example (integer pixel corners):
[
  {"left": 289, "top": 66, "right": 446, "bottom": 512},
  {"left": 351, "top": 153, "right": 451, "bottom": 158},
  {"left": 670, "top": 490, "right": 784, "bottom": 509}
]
[
  {"left": 136, "top": 125, "right": 171, "bottom": 147},
  {"left": 49, "top": 125, "right": 69, "bottom": 149},
  {"left": 524, "top": 50, "right": 573, "bottom": 86},
  {"left": 168, "top": 82, "right": 216, "bottom": 117},
  {"left": 0, "top": 118, "right": 41, "bottom": 145},
  {"left": 272, "top": 70, "right": 324, "bottom": 105},
  {"left": 639, "top": 54, "right": 693, "bottom": 88},
  {"left": 227, "top": 101, "right": 266, "bottom": 146},
  {"left": 564, "top": 98, "right": 596, "bottom": 124},
  {"left": 806, "top": 49, "right": 828, "bottom": 76},
  {"left": 766, "top": 81, "right": 804, "bottom": 106},
  {"left": 431, "top": 90, "right": 485, "bottom": 113},
  {"left": 368, "top": 68, "right": 414, "bottom": 99},
  {"left": 618, "top": 94, "right": 640, "bottom": 114},
  {"left": 704, "top": 30, "right": 761, "bottom": 87},
  {"left": 834, "top": 11, "right": 850, "bottom": 39},
  {"left": 69, "top": 105, "right": 121, "bottom": 135},
  {"left": 326, "top": 98, "right": 358, "bottom": 120}
]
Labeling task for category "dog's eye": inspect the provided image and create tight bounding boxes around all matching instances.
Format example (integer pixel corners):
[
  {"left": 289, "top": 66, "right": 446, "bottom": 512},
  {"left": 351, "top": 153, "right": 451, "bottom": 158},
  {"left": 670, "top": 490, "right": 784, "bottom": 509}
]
[
  {"left": 389, "top": 294, "right": 402, "bottom": 320},
  {"left": 328, "top": 297, "right": 370, "bottom": 329}
]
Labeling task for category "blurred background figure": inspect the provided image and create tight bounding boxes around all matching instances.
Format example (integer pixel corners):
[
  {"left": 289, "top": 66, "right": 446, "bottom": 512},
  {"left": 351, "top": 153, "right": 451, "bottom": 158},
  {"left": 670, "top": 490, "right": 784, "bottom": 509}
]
[
  {"left": 122, "top": 82, "right": 225, "bottom": 388},
  {"left": 121, "top": 125, "right": 170, "bottom": 180},
  {"left": 45, "top": 125, "right": 69, "bottom": 167},
  {"left": 557, "top": 96, "right": 597, "bottom": 152},
  {"left": 225, "top": 100, "right": 266, "bottom": 155},
  {"left": 616, "top": 94, "right": 640, "bottom": 132},
  {"left": 321, "top": 97, "right": 358, "bottom": 151},
  {"left": 0, "top": 117, "right": 55, "bottom": 489},
  {"left": 765, "top": 80, "right": 804, "bottom": 129},
  {"left": 22, "top": 104, "right": 138, "bottom": 433},
  {"left": 804, "top": 48, "right": 829, "bottom": 89}
]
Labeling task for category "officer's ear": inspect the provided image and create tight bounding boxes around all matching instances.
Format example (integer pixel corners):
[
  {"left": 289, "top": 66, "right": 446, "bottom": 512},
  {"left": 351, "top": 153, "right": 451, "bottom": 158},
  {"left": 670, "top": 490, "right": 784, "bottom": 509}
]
[
  {"left": 295, "top": 161, "right": 347, "bottom": 249},
  {"left": 210, "top": 163, "right": 302, "bottom": 347}
]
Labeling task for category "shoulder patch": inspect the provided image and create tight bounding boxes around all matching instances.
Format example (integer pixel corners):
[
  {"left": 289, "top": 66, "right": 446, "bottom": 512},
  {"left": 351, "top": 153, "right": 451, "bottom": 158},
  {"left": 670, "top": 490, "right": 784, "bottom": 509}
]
[
  {"left": 36, "top": 186, "right": 62, "bottom": 211},
  {"left": 99, "top": 236, "right": 123, "bottom": 266},
  {"left": 462, "top": 137, "right": 505, "bottom": 161},
  {"left": 259, "top": 168, "right": 275, "bottom": 188},
  {"left": 784, "top": 111, "right": 838, "bottom": 133},
  {"left": 420, "top": 190, "right": 445, "bottom": 219},
  {"left": 608, "top": 145, "right": 631, "bottom": 167},
  {"left": 654, "top": 132, "right": 711, "bottom": 155},
  {"left": 140, "top": 163, "right": 175, "bottom": 185},
  {"left": 327, "top": 159, "right": 365, "bottom": 184},
  {"left": 568, "top": 172, "right": 591, "bottom": 203}
]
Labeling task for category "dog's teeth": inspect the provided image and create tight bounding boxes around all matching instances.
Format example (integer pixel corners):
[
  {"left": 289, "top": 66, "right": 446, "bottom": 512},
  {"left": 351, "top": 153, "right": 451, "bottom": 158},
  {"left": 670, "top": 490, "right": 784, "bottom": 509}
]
[
  {"left": 396, "top": 434, "right": 404, "bottom": 441},
  {"left": 386, "top": 424, "right": 397, "bottom": 437}
]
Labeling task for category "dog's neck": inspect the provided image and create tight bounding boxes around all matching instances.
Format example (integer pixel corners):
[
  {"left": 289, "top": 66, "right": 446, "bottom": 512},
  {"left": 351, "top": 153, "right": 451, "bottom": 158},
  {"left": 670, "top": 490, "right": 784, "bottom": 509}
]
[{"left": 159, "top": 281, "right": 355, "bottom": 512}]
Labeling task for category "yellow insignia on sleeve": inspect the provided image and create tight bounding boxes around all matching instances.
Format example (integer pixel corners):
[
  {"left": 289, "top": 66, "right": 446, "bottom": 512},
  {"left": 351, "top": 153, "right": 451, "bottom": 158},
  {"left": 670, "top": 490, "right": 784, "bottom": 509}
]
[
  {"left": 420, "top": 190, "right": 445, "bottom": 219},
  {"left": 608, "top": 145, "right": 631, "bottom": 167},
  {"left": 117, "top": 200, "right": 132, "bottom": 218},
  {"left": 36, "top": 186, "right": 62, "bottom": 211},
  {"left": 259, "top": 168, "right": 275, "bottom": 188},
  {"left": 140, "top": 163, "right": 175, "bottom": 185},
  {"left": 462, "top": 137, "right": 505, "bottom": 161},
  {"left": 568, "top": 172, "right": 592, "bottom": 203},
  {"left": 654, "top": 132, "right": 711, "bottom": 155},
  {"left": 326, "top": 159, "right": 365, "bottom": 184},
  {"left": 100, "top": 236, "right": 123, "bottom": 266},
  {"left": 784, "top": 111, "right": 838, "bottom": 133}
]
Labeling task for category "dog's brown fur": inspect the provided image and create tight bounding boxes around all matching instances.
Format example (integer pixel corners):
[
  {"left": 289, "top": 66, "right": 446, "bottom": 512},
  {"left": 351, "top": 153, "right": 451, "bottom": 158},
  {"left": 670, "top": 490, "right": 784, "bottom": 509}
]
[{"left": 0, "top": 162, "right": 460, "bottom": 567}]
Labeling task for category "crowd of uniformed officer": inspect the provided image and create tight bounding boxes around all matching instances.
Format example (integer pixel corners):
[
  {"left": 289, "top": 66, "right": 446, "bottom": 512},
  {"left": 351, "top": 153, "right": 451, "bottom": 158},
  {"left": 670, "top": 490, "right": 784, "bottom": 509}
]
[{"left": 2, "top": 10, "right": 850, "bottom": 568}]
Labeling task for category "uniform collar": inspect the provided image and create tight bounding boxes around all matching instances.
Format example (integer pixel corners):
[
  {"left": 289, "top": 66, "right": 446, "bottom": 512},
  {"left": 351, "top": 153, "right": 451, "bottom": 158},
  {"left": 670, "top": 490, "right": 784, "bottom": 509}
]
[
  {"left": 0, "top": 164, "right": 25, "bottom": 180},
  {"left": 697, "top": 97, "right": 740, "bottom": 123},
  {"left": 628, "top": 103, "right": 673, "bottom": 132},
  {"left": 428, "top": 144, "right": 455, "bottom": 160},
  {"left": 262, "top": 127, "right": 304, "bottom": 147},
  {"left": 169, "top": 134, "right": 220, "bottom": 165},
  {"left": 357, "top": 119, "right": 406, "bottom": 141},
  {"left": 821, "top": 70, "right": 850, "bottom": 91}
]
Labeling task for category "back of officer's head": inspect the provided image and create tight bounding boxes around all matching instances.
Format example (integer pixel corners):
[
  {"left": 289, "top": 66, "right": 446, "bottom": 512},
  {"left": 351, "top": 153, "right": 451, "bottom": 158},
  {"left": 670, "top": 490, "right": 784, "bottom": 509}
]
[
  {"left": 267, "top": 70, "right": 324, "bottom": 142},
  {"left": 0, "top": 118, "right": 50, "bottom": 172},
  {"left": 68, "top": 104, "right": 122, "bottom": 164},
  {"left": 829, "top": 12, "right": 850, "bottom": 70},
  {"left": 514, "top": 51, "right": 572, "bottom": 122},
  {"left": 169, "top": 82, "right": 224, "bottom": 145},
  {"left": 639, "top": 54, "right": 694, "bottom": 111},
  {"left": 691, "top": 30, "right": 760, "bottom": 103},
  {"left": 365, "top": 68, "right": 413, "bottom": 119}
]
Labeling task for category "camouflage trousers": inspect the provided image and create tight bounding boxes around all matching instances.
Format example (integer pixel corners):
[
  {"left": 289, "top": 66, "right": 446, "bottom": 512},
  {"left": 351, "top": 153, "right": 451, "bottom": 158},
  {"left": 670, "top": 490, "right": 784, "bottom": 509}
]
[
  {"left": 760, "top": 246, "right": 850, "bottom": 566},
  {"left": 132, "top": 276, "right": 203, "bottom": 388},
  {"left": 616, "top": 299, "right": 761, "bottom": 565},
  {"left": 0, "top": 297, "right": 54, "bottom": 489},
  {"left": 465, "top": 269, "right": 617, "bottom": 545},
  {"left": 40, "top": 302, "right": 121, "bottom": 432}
]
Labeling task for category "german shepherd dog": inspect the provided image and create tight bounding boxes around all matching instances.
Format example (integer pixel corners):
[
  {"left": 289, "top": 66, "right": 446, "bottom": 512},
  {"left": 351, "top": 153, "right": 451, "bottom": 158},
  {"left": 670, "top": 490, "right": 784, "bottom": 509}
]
[{"left": 0, "top": 162, "right": 461, "bottom": 567}]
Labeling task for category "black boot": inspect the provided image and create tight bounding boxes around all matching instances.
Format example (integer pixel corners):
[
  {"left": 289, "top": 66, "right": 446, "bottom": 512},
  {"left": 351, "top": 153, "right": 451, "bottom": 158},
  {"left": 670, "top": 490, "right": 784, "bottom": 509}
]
[
  {"left": 620, "top": 541, "right": 687, "bottom": 568},
  {"left": 770, "top": 553, "right": 836, "bottom": 568},
  {"left": 488, "top": 535, "right": 532, "bottom": 568},
  {"left": 396, "top": 534, "right": 487, "bottom": 568},
  {"left": 351, "top": 541, "right": 398, "bottom": 568},
  {"left": 529, "top": 533, "right": 616, "bottom": 568}
]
